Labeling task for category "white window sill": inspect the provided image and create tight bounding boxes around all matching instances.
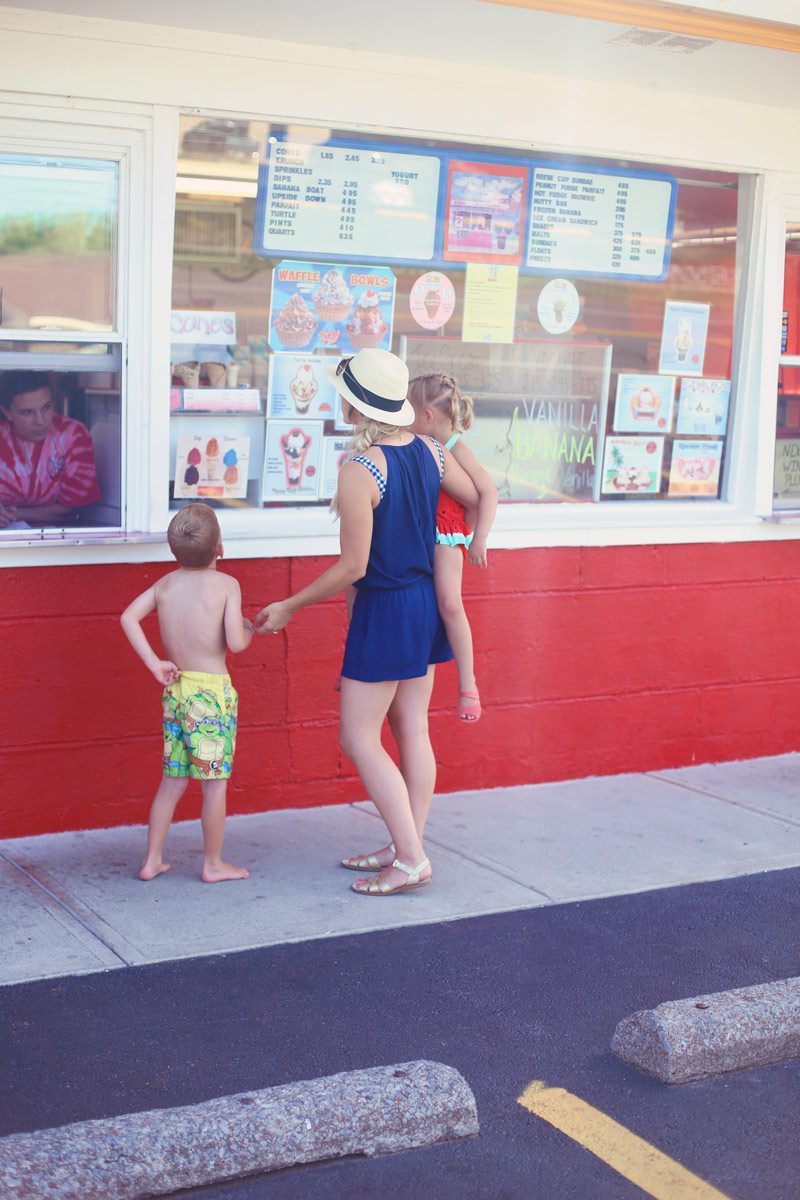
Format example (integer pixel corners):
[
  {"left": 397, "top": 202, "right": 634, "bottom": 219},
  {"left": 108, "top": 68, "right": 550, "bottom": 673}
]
[{"left": 3, "top": 499, "right": 800, "bottom": 566}]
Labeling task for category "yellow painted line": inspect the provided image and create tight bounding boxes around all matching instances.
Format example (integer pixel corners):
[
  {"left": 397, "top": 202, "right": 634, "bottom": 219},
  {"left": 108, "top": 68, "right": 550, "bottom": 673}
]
[{"left": 518, "top": 1081, "right": 733, "bottom": 1200}]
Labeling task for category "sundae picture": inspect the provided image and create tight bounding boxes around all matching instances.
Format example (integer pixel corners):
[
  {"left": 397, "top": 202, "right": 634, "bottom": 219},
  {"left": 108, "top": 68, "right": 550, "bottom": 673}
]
[
  {"left": 630, "top": 386, "right": 662, "bottom": 422},
  {"left": 290, "top": 363, "right": 318, "bottom": 414},
  {"left": 602, "top": 437, "right": 663, "bottom": 495},
  {"left": 346, "top": 289, "right": 388, "bottom": 350},
  {"left": 312, "top": 268, "right": 353, "bottom": 322},
  {"left": 205, "top": 437, "right": 220, "bottom": 479},
  {"left": 272, "top": 293, "right": 317, "bottom": 349},
  {"left": 280, "top": 427, "right": 313, "bottom": 488}
]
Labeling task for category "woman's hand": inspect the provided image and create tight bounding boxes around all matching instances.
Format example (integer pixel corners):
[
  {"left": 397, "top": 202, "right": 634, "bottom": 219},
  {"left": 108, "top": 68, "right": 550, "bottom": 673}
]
[{"left": 255, "top": 601, "right": 292, "bottom": 633}]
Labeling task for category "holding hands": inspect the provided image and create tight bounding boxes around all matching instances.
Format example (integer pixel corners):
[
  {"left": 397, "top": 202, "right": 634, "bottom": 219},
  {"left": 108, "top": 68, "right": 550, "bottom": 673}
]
[{"left": 254, "top": 600, "right": 292, "bottom": 634}]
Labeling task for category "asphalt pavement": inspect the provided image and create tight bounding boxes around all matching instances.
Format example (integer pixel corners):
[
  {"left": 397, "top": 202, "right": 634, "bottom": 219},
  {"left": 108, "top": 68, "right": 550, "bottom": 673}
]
[{"left": 3, "top": 753, "right": 800, "bottom": 1199}]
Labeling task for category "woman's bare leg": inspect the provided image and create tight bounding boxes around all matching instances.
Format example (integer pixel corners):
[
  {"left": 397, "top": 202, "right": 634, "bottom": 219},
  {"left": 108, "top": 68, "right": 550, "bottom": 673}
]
[
  {"left": 140, "top": 775, "right": 187, "bottom": 880},
  {"left": 433, "top": 546, "right": 478, "bottom": 710},
  {"left": 200, "top": 778, "right": 249, "bottom": 883},
  {"left": 339, "top": 677, "right": 430, "bottom": 885},
  {"left": 387, "top": 667, "right": 437, "bottom": 842}
]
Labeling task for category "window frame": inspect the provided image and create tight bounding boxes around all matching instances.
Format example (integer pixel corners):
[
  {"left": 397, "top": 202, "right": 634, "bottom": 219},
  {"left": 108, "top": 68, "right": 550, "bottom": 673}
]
[{"left": 1, "top": 99, "right": 799, "bottom": 565}]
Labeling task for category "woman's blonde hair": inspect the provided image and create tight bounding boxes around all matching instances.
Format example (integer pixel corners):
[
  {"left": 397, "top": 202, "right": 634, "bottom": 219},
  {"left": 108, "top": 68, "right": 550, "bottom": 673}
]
[
  {"left": 329, "top": 415, "right": 400, "bottom": 517},
  {"left": 407, "top": 373, "right": 473, "bottom": 435}
]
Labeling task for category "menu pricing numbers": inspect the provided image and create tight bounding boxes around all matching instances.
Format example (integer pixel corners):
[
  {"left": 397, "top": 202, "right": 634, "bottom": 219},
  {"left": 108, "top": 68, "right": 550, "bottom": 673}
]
[
  {"left": 258, "top": 142, "right": 440, "bottom": 262},
  {"left": 527, "top": 167, "right": 675, "bottom": 280}
]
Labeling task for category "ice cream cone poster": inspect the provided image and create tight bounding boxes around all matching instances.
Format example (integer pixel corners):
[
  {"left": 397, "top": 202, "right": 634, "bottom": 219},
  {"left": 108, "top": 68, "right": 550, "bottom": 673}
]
[
  {"left": 659, "top": 301, "right": 710, "bottom": 376},
  {"left": 613, "top": 374, "right": 675, "bottom": 434},
  {"left": 667, "top": 439, "right": 723, "bottom": 496},
  {"left": 267, "top": 353, "right": 340, "bottom": 420},
  {"left": 601, "top": 437, "right": 664, "bottom": 494},
  {"left": 320, "top": 436, "right": 351, "bottom": 499},
  {"left": 269, "top": 261, "right": 395, "bottom": 355},
  {"left": 175, "top": 434, "right": 250, "bottom": 499},
  {"left": 263, "top": 420, "right": 323, "bottom": 501},
  {"left": 676, "top": 378, "right": 731, "bottom": 436},
  {"left": 409, "top": 271, "right": 456, "bottom": 331}
]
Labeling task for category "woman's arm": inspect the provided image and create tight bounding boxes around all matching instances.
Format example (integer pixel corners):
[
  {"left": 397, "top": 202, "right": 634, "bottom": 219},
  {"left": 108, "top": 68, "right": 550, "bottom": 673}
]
[
  {"left": 450, "top": 441, "right": 498, "bottom": 568},
  {"left": 255, "top": 462, "right": 376, "bottom": 632},
  {"left": 13, "top": 502, "right": 75, "bottom": 525}
]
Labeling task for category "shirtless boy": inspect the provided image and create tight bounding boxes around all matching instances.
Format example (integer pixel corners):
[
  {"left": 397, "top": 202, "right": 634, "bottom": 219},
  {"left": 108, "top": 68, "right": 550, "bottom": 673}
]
[{"left": 121, "top": 502, "right": 253, "bottom": 882}]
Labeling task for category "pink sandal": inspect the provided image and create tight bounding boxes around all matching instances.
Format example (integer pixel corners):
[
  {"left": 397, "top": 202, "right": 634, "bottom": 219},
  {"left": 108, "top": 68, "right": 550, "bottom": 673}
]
[{"left": 457, "top": 689, "right": 481, "bottom": 722}]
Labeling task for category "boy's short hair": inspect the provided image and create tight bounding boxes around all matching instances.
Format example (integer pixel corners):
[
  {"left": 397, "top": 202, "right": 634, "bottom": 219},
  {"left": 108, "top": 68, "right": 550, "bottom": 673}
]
[{"left": 167, "top": 503, "right": 221, "bottom": 568}]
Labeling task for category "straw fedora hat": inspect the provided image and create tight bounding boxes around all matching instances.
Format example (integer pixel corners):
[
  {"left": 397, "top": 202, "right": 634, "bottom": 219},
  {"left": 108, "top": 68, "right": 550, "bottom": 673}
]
[{"left": 324, "top": 349, "right": 415, "bottom": 426}]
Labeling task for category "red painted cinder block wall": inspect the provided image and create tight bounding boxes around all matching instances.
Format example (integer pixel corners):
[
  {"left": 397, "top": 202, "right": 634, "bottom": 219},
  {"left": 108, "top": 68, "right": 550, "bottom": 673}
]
[{"left": 3, "top": 540, "right": 800, "bottom": 839}]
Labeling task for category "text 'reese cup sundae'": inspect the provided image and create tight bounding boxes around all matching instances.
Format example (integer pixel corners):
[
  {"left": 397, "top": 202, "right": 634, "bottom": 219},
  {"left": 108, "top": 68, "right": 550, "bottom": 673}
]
[
  {"left": 312, "top": 268, "right": 353, "bottom": 322},
  {"left": 273, "top": 293, "right": 317, "bottom": 349},
  {"left": 346, "top": 289, "right": 388, "bottom": 350}
]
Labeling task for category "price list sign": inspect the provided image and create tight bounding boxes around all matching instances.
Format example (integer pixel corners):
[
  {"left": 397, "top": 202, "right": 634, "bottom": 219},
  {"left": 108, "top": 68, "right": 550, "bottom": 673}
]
[
  {"left": 527, "top": 167, "right": 676, "bottom": 280},
  {"left": 257, "top": 141, "right": 441, "bottom": 263}
]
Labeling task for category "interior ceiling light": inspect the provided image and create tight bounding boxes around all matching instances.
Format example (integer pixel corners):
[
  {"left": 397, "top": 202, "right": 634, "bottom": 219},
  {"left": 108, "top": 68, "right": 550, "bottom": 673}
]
[{"left": 477, "top": 0, "right": 800, "bottom": 54}]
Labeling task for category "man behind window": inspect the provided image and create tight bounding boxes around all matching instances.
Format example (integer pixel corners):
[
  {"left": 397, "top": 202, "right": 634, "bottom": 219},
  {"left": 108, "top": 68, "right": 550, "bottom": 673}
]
[{"left": 0, "top": 369, "right": 101, "bottom": 528}]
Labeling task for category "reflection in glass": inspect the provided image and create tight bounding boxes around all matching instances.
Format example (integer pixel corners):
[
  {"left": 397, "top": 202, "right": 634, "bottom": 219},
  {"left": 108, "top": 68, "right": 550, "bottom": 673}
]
[{"left": 0, "top": 155, "right": 118, "bottom": 331}]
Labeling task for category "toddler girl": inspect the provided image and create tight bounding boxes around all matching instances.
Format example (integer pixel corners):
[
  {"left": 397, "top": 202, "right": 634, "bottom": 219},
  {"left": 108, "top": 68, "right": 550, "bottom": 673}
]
[{"left": 408, "top": 373, "right": 497, "bottom": 722}]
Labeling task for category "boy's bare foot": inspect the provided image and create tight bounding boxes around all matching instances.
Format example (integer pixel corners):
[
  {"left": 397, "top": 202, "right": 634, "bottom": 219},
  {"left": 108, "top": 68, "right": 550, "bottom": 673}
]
[
  {"left": 201, "top": 861, "right": 250, "bottom": 883},
  {"left": 139, "top": 861, "right": 170, "bottom": 881}
]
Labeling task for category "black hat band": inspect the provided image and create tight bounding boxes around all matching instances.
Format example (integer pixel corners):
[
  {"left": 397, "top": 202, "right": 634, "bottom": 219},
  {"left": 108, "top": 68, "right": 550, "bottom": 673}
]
[{"left": 341, "top": 361, "right": 404, "bottom": 413}]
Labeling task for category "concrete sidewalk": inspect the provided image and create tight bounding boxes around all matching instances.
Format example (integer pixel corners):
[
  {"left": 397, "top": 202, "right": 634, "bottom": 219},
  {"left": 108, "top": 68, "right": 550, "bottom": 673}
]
[{"left": 2, "top": 754, "right": 800, "bottom": 988}]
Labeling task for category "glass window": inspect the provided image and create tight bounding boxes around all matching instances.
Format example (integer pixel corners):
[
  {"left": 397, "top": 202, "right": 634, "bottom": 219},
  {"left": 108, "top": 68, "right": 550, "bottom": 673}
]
[
  {"left": 772, "top": 224, "right": 800, "bottom": 511},
  {"left": 0, "top": 154, "right": 122, "bottom": 536},
  {"left": 0, "top": 154, "right": 118, "bottom": 331},
  {"left": 170, "top": 117, "right": 744, "bottom": 515}
]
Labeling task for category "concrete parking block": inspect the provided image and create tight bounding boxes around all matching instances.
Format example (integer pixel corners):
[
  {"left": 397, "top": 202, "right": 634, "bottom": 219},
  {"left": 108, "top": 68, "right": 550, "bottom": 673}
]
[
  {"left": 0, "top": 1060, "right": 478, "bottom": 1200},
  {"left": 611, "top": 977, "right": 800, "bottom": 1083}
]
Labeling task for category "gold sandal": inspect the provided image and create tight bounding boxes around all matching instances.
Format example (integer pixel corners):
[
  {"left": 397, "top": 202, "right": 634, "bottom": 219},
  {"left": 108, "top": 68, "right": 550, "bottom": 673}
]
[
  {"left": 340, "top": 843, "right": 394, "bottom": 872},
  {"left": 351, "top": 857, "right": 432, "bottom": 896}
]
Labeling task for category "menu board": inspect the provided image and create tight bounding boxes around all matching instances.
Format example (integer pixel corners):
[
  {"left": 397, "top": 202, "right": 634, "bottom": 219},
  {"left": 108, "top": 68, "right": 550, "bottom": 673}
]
[
  {"left": 527, "top": 167, "right": 675, "bottom": 279},
  {"left": 257, "top": 141, "right": 441, "bottom": 262}
]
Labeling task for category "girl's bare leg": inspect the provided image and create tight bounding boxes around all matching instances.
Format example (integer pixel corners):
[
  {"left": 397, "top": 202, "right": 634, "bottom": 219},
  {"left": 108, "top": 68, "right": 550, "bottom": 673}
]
[
  {"left": 433, "top": 545, "right": 478, "bottom": 711},
  {"left": 339, "top": 677, "right": 430, "bottom": 886},
  {"left": 200, "top": 778, "right": 249, "bottom": 883},
  {"left": 387, "top": 667, "right": 437, "bottom": 842},
  {"left": 140, "top": 775, "right": 187, "bottom": 880}
]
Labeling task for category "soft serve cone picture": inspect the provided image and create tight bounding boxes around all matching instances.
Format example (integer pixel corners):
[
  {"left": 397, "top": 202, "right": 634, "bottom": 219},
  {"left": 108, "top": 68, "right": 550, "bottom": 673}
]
[{"left": 263, "top": 420, "right": 323, "bottom": 501}]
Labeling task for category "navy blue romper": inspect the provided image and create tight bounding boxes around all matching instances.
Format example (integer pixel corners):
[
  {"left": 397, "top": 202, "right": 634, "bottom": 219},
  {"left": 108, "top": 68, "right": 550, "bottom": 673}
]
[{"left": 341, "top": 436, "right": 453, "bottom": 683}]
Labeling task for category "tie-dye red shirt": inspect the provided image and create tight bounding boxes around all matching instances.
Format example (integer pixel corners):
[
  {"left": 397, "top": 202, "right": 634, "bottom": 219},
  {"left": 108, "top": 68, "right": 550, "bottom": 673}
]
[{"left": 0, "top": 414, "right": 101, "bottom": 508}]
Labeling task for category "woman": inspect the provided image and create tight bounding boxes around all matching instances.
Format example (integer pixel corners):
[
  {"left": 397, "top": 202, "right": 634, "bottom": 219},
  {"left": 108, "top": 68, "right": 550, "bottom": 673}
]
[{"left": 255, "top": 349, "right": 478, "bottom": 896}]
